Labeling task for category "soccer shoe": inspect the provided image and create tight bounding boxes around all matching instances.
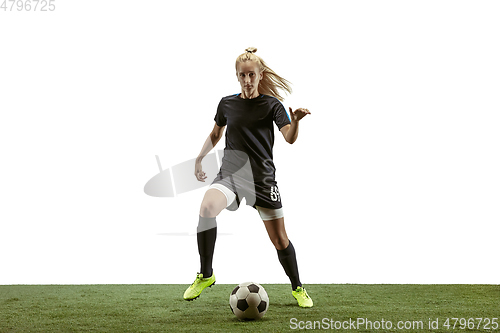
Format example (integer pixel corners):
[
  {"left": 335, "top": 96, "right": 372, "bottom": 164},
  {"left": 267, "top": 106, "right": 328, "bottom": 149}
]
[
  {"left": 183, "top": 272, "right": 216, "bottom": 301},
  {"left": 292, "top": 286, "right": 313, "bottom": 308}
]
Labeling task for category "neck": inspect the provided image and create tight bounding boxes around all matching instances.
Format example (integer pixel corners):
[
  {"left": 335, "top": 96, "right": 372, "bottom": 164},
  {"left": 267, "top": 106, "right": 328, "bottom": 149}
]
[{"left": 240, "top": 89, "right": 260, "bottom": 99}]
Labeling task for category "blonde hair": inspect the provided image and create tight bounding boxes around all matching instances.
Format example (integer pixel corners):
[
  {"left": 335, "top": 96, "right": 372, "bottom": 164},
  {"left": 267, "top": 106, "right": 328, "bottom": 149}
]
[{"left": 235, "top": 47, "right": 292, "bottom": 102}]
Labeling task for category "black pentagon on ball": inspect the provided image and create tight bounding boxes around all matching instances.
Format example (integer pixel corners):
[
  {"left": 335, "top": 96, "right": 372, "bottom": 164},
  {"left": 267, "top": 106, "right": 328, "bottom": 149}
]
[
  {"left": 231, "top": 286, "right": 240, "bottom": 295},
  {"left": 237, "top": 299, "right": 249, "bottom": 312},
  {"left": 257, "top": 300, "right": 267, "bottom": 313},
  {"left": 247, "top": 283, "right": 259, "bottom": 293}
]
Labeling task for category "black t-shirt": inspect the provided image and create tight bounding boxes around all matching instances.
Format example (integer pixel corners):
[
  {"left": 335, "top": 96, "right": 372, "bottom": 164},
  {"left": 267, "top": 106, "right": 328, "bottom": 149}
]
[{"left": 214, "top": 93, "right": 291, "bottom": 184}]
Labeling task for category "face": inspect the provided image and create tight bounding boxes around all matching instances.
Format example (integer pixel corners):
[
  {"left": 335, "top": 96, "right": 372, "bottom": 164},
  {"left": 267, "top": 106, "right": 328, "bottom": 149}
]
[{"left": 236, "top": 61, "right": 263, "bottom": 93}]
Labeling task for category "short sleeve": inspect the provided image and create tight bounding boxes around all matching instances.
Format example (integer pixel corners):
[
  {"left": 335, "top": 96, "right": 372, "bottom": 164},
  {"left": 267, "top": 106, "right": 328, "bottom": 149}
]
[
  {"left": 273, "top": 100, "right": 291, "bottom": 130},
  {"left": 214, "top": 98, "right": 227, "bottom": 127}
]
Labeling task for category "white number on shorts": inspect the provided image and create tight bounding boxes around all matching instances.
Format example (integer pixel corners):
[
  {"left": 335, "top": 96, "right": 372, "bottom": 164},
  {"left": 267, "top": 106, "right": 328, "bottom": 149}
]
[{"left": 270, "top": 186, "right": 281, "bottom": 202}]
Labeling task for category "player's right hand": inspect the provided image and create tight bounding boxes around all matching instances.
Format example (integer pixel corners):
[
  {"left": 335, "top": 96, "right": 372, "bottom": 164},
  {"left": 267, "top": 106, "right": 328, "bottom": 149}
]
[{"left": 195, "top": 161, "right": 207, "bottom": 182}]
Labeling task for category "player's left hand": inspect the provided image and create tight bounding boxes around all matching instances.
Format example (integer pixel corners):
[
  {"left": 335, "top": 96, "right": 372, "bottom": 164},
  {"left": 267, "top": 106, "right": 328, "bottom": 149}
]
[{"left": 289, "top": 107, "right": 311, "bottom": 122}]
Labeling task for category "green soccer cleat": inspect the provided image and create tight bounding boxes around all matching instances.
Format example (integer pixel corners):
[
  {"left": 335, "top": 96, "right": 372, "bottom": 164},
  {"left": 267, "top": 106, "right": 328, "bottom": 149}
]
[
  {"left": 292, "top": 286, "right": 313, "bottom": 308},
  {"left": 183, "top": 272, "right": 216, "bottom": 301}
]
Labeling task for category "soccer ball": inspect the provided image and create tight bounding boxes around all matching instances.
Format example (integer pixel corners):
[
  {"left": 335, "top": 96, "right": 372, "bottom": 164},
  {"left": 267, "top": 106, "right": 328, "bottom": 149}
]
[{"left": 229, "top": 282, "right": 269, "bottom": 321}]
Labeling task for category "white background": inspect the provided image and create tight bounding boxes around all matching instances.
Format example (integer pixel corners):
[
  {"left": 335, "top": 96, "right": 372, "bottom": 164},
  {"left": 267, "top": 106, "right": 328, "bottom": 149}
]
[{"left": 1, "top": 0, "right": 499, "bottom": 285}]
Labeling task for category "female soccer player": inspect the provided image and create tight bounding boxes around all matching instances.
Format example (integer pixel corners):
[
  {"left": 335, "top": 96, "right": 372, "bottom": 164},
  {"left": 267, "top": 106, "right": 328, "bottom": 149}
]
[{"left": 183, "top": 47, "right": 313, "bottom": 307}]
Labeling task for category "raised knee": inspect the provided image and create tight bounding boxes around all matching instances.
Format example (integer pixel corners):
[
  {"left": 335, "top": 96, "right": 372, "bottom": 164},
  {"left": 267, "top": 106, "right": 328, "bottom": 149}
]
[{"left": 200, "top": 202, "right": 218, "bottom": 218}]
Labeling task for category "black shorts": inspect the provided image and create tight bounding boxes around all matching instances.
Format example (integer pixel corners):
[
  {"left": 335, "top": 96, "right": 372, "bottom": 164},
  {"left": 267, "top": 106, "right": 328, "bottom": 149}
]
[{"left": 211, "top": 173, "right": 283, "bottom": 211}]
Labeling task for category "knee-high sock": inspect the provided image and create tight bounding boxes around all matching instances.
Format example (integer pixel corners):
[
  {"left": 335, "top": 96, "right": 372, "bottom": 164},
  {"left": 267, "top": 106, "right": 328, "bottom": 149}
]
[
  {"left": 277, "top": 240, "right": 302, "bottom": 290},
  {"left": 197, "top": 216, "right": 217, "bottom": 278}
]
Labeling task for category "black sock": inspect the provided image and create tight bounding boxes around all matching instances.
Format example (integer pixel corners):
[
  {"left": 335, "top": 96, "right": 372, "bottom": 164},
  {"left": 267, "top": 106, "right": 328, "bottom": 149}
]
[
  {"left": 277, "top": 240, "right": 302, "bottom": 290},
  {"left": 197, "top": 216, "right": 217, "bottom": 278}
]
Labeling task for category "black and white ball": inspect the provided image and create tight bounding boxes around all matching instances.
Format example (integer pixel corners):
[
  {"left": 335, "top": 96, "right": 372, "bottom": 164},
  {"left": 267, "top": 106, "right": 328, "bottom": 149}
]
[{"left": 229, "top": 282, "right": 269, "bottom": 320}]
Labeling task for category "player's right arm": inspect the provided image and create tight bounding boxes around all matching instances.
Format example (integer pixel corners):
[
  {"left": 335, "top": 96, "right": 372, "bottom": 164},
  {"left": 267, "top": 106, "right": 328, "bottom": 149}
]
[{"left": 194, "top": 122, "right": 225, "bottom": 182}]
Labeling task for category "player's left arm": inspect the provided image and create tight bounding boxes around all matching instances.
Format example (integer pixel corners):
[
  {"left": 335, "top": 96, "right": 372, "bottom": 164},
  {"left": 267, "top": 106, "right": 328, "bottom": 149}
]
[{"left": 280, "top": 107, "right": 311, "bottom": 144}]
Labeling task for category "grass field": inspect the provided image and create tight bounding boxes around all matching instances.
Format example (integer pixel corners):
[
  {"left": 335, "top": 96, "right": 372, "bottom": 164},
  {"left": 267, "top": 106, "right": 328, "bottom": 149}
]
[{"left": 0, "top": 284, "right": 498, "bottom": 332}]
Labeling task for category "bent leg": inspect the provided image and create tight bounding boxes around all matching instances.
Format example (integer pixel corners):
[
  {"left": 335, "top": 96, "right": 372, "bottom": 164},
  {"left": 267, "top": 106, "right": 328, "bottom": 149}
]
[
  {"left": 199, "top": 189, "right": 227, "bottom": 218},
  {"left": 197, "top": 188, "right": 228, "bottom": 278}
]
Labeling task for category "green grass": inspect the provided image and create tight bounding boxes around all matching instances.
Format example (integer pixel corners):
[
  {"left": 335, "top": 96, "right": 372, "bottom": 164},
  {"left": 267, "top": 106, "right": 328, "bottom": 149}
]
[{"left": 0, "top": 284, "right": 498, "bottom": 332}]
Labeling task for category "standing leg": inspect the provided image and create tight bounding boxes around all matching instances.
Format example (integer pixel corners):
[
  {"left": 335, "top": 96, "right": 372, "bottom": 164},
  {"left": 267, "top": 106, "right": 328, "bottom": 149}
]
[
  {"left": 262, "top": 212, "right": 313, "bottom": 307},
  {"left": 262, "top": 216, "right": 302, "bottom": 290}
]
